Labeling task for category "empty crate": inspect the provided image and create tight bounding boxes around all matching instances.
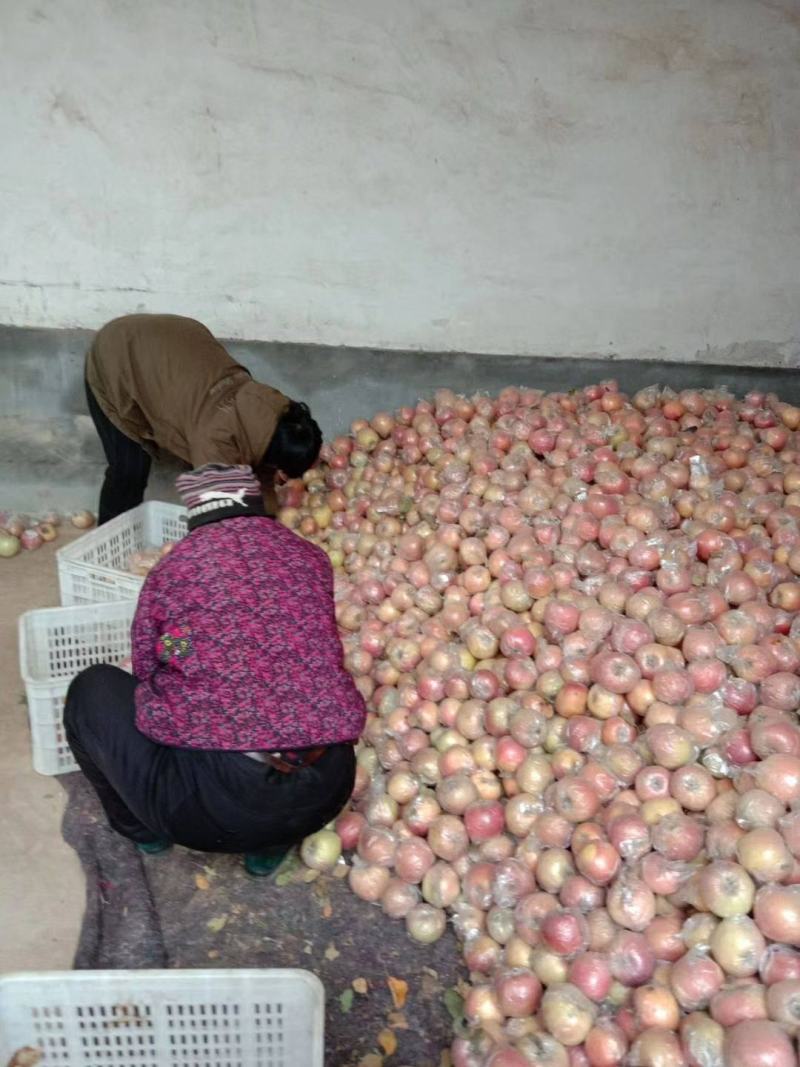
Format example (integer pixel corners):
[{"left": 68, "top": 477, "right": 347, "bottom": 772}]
[
  {"left": 0, "top": 968, "right": 324, "bottom": 1067},
  {"left": 18, "top": 602, "right": 137, "bottom": 775}
]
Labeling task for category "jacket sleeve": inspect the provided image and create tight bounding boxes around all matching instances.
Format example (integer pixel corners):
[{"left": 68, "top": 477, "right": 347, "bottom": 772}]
[{"left": 131, "top": 568, "right": 164, "bottom": 680}]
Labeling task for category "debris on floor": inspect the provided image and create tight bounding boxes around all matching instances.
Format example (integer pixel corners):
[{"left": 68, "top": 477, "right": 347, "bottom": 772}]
[{"left": 60, "top": 772, "right": 466, "bottom": 1067}]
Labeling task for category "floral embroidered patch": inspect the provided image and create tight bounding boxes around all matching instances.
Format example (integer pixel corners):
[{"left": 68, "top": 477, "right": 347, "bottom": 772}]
[{"left": 157, "top": 627, "right": 193, "bottom": 664}]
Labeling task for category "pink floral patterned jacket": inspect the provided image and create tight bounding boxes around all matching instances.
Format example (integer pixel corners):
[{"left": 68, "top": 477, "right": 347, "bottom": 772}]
[{"left": 131, "top": 517, "right": 366, "bottom": 750}]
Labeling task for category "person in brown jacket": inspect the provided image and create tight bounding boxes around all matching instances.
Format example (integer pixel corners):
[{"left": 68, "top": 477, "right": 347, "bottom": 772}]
[{"left": 85, "top": 314, "right": 322, "bottom": 524}]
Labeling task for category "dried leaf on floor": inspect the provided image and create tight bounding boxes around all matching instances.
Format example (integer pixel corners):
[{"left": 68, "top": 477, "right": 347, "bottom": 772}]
[
  {"left": 302, "top": 868, "right": 320, "bottom": 882},
  {"left": 207, "top": 950, "right": 220, "bottom": 960},
  {"left": 314, "top": 880, "right": 334, "bottom": 914},
  {"left": 352, "top": 977, "right": 369, "bottom": 995},
  {"left": 7, "top": 1048, "right": 43, "bottom": 1067},
  {"left": 107, "top": 1004, "right": 149, "bottom": 1028},
  {"left": 275, "top": 852, "right": 302, "bottom": 885},
  {"left": 338, "top": 988, "right": 355, "bottom": 1014},
  {"left": 443, "top": 988, "right": 464, "bottom": 1023},
  {"left": 387, "top": 1012, "right": 408, "bottom": 1029},
  {"left": 324, "top": 942, "right": 340, "bottom": 962},
  {"left": 357, "top": 1056, "right": 383, "bottom": 1067},
  {"left": 206, "top": 915, "right": 228, "bottom": 933},
  {"left": 377, "top": 1029, "right": 397, "bottom": 1056},
  {"left": 194, "top": 873, "right": 210, "bottom": 891},
  {"left": 387, "top": 976, "right": 408, "bottom": 1009},
  {"left": 443, "top": 987, "right": 469, "bottom": 1038}
]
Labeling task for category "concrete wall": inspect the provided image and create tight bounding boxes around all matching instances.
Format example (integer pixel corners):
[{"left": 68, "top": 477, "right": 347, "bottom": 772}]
[{"left": 1, "top": 0, "right": 798, "bottom": 365}]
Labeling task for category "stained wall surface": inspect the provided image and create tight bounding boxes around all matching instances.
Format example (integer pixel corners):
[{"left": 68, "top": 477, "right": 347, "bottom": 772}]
[{"left": 1, "top": 0, "right": 798, "bottom": 365}]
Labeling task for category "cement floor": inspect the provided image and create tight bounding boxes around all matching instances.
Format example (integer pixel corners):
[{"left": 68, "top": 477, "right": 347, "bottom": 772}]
[{"left": 0, "top": 526, "right": 84, "bottom": 973}]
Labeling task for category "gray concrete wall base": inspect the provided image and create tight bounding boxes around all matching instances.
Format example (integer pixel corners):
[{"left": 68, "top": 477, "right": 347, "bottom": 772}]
[{"left": 1, "top": 325, "right": 797, "bottom": 514}]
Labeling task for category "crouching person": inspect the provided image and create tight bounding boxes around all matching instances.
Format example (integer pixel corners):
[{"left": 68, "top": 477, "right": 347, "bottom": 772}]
[{"left": 65, "top": 464, "right": 366, "bottom": 876}]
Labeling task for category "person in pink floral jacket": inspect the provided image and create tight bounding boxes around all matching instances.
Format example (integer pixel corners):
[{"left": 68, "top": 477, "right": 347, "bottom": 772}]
[{"left": 65, "top": 464, "right": 366, "bottom": 876}]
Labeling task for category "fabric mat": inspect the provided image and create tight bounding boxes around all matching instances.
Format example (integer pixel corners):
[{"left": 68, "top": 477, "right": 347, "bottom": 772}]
[{"left": 60, "top": 772, "right": 467, "bottom": 1067}]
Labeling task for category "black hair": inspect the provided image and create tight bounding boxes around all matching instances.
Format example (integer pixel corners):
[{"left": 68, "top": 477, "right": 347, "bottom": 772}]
[{"left": 262, "top": 400, "right": 322, "bottom": 478}]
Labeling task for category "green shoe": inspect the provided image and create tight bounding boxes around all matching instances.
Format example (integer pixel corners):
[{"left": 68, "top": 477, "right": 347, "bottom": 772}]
[
  {"left": 136, "top": 838, "right": 172, "bottom": 855},
  {"left": 244, "top": 845, "right": 292, "bottom": 878}
]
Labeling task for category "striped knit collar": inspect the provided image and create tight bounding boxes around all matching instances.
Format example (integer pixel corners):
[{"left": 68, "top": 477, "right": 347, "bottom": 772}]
[{"left": 177, "top": 464, "right": 266, "bottom": 531}]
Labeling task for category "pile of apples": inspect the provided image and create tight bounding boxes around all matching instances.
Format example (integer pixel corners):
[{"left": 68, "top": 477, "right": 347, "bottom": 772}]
[{"left": 287, "top": 381, "right": 800, "bottom": 1067}]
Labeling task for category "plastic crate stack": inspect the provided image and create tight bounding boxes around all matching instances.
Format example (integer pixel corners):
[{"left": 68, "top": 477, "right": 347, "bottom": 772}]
[{"left": 18, "top": 502, "right": 187, "bottom": 775}]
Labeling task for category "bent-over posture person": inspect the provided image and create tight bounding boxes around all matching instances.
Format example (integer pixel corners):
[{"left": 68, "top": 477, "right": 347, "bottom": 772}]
[
  {"left": 85, "top": 313, "right": 321, "bottom": 523},
  {"left": 64, "top": 464, "right": 366, "bottom": 876}
]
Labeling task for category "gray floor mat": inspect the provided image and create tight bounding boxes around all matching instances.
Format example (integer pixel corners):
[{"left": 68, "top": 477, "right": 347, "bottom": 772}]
[{"left": 61, "top": 772, "right": 465, "bottom": 1067}]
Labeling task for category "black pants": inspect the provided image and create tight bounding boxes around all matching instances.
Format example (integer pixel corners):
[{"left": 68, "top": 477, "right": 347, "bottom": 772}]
[
  {"left": 85, "top": 380, "right": 152, "bottom": 525},
  {"left": 64, "top": 664, "right": 356, "bottom": 853}
]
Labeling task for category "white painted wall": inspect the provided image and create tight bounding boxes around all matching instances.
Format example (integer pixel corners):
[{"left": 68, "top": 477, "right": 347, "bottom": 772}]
[{"left": 1, "top": 0, "right": 798, "bottom": 363}]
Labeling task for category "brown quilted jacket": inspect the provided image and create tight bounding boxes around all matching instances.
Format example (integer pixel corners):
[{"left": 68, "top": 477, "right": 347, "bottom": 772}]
[{"left": 86, "top": 314, "right": 290, "bottom": 514}]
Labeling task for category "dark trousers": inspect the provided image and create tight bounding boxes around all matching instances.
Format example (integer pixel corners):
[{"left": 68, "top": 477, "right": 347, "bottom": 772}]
[
  {"left": 64, "top": 664, "right": 356, "bottom": 854},
  {"left": 85, "top": 380, "right": 152, "bottom": 525}
]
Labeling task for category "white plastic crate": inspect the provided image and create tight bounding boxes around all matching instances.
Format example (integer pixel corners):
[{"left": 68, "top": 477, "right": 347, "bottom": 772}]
[
  {"left": 57, "top": 501, "right": 187, "bottom": 605},
  {"left": 0, "top": 969, "right": 324, "bottom": 1067},
  {"left": 18, "top": 602, "right": 137, "bottom": 775}
]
